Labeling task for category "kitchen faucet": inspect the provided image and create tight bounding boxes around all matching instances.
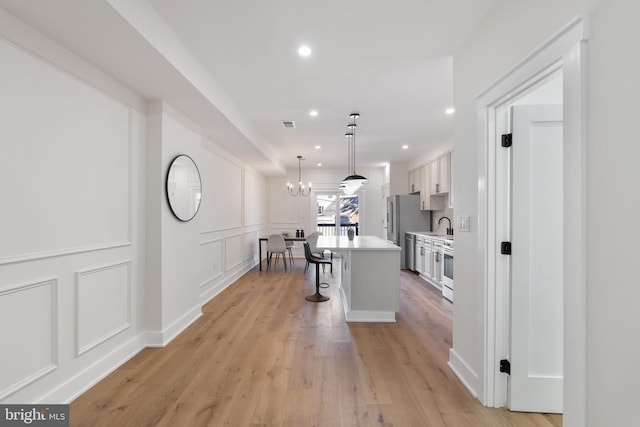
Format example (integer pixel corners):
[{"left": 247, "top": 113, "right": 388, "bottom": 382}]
[{"left": 438, "top": 216, "right": 453, "bottom": 235}]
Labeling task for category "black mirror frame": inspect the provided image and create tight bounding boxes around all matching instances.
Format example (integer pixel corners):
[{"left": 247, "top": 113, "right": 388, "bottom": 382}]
[{"left": 166, "top": 154, "right": 202, "bottom": 222}]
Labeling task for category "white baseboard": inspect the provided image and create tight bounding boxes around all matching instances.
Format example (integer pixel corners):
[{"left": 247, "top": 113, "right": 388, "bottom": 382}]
[
  {"left": 340, "top": 285, "right": 396, "bottom": 323},
  {"left": 199, "top": 259, "right": 255, "bottom": 305},
  {"left": 448, "top": 347, "right": 479, "bottom": 398},
  {"left": 39, "top": 334, "right": 145, "bottom": 404},
  {"left": 145, "top": 304, "right": 202, "bottom": 348},
  {"left": 28, "top": 263, "right": 262, "bottom": 405},
  {"left": 419, "top": 274, "right": 443, "bottom": 290},
  {"left": 345, "top": 310, "right": 396, "bottom": 323}
]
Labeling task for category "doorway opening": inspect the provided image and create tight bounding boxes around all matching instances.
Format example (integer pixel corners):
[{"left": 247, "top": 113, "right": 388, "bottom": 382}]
[{"left": 473, "top": 17, "right": 587, "bottom": 427}]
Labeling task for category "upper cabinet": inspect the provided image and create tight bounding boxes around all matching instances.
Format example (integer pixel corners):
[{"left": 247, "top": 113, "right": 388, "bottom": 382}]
[
  {"left": 430, "top": 152, "right": 450, "bottom": 195},
  {"left": 409, "top": 167, "right": 422, "bottom": 194},
  {"left": 409, "top": 151, "right": 453, "bottom": 210},
  {"left": 420, "top": 163, "right": 445, "bottom": 211}
]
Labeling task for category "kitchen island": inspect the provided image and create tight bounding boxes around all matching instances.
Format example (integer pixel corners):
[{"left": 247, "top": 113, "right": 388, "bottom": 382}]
[{"left": 316, "top": 235, "right": 401, "bottom": 322}]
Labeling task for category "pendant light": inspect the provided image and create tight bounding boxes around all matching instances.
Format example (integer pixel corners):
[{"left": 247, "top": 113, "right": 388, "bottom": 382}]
[
  {"left": 287, "top": 155, "right": 311, "bottom": 197},
  {"left": 340, "top": 113, "right": 367, "bottom": 194}
]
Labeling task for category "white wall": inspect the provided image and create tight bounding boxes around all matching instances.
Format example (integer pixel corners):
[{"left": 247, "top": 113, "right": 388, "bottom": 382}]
[
  {"left": 198, "top": 139, "right": 267, "bottom": 304},
  {"left": 0, "top": 10, "right": 268, "bottom": 404},
  {"left": 453, "top": 0, "right": 640, "bottom": 425},
  {"left": 267, "top": 167, "right": 385, "bottom": 252},
  {"left": 0, "top": 20, "right": 147, "bottom": 403},
  {"left": 145, "top": 102, "right": 203, "bottom": 345}
]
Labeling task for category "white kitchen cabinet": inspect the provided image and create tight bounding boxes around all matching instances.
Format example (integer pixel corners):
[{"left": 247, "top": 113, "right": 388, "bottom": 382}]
[
  {"left": 415, "top": 236, "right": 424, "bottom": 274},
  {"left": 430, "top": 152, "right": 451, "bottom": 195},
  {"left": 448, "top": 152, "right": 454, "bottom": 208},
  {"left": 420, "top": 163, "right": 446, "bottom": 211},
  {"left": 423, "top": 238, "right": 433, "bottom": 279},
  {"left": 432, "top": 243, "right": 443, "bottom": 287},
  {"left": 409, "top": 167, "right": 422, "bottom": 194}
]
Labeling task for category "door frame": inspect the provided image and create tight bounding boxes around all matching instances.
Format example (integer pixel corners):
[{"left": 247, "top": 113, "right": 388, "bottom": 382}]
[{"left": 475, "top": 17, "right": 588, "bottom": 426}]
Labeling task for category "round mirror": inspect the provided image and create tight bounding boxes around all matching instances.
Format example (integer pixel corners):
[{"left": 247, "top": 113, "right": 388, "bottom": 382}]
[{"left": 166, "top": 155, "right": 202, "bottom": 222}]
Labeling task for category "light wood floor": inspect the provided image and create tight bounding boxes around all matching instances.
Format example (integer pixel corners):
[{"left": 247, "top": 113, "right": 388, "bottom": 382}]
[{"left": 70, "top": 258, "right": 562, "bottom": 427}]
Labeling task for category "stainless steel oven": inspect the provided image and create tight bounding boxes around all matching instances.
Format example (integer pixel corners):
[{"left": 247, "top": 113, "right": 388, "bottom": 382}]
[{"left": 441, "top": 240, "right": 454, "bottom": 302}]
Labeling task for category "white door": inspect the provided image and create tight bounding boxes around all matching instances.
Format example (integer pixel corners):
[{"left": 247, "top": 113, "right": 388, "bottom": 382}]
[{"left": 509, "top": 105, "right": 563, "bottom": 413}]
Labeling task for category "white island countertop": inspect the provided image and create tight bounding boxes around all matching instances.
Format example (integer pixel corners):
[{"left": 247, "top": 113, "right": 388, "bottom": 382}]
[
  {"left": 316, "top": 235, "right": 400, "bottom": 323},
  {"left": 316, "top": 235, "right": 401, "bottom": 251}
]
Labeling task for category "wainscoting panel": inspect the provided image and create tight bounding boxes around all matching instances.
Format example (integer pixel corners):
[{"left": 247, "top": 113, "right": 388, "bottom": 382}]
[
  {"left": 200, "top": 238, "right": 224, "bottom": 287},
  {"left": 243, "top": 230, "right": 258, "bottom": 261},
  {"left": 200, "top": 147, "right": 242, "bottom": 233},
  {"left": 0, "top": 39, "right": 131, "bottom": 264},
  {"left": 224, "top": 235, "right": 243, "bottom": 271},
  {"left": 76, "top": 262, "right": 131, "bottom": 356},
  {"left": 0, "top": 279, "right": 58, "bottom": 400}
]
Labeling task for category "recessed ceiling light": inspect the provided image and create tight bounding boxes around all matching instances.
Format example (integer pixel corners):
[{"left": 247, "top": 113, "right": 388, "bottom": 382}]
[
  {"left": 298, "top": 45, "right": 312, "bottom": 57},
  {"left": 445, "top": 108, "right": 455, "bottom": 115},
  {"left": 315, "top": 145, "right": 321, "bottom": 149},
  {"left": 402, "top": 145, "right": 409, "bottom": 150},
  {"left": 309, "top": 110, "right": 318, "bottom": 117},
  {"left": 317, "top": 163, "right": 322, "bottom": 167}
]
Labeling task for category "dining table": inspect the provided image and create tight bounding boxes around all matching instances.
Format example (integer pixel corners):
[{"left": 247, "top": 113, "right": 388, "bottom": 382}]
[{"left": 258, "top": 236, "right": 306, "bottom": 271}]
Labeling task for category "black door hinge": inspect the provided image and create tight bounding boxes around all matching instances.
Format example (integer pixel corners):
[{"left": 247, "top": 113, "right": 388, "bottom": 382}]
[
  {"left": 501, "top": 241, "right": 512, "bottom": 255},
  {"left": 500, "top": 359, "right": 511, "bottom": 375},
  {"left": 501, "top": 133, "right": 513, "bottom": 147}
]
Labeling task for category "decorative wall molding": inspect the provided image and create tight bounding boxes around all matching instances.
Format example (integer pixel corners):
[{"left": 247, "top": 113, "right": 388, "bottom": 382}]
[
  {"left": 75, "top": 261, "right": 132, "bottom": 356},
  {"left": 40, "top": 334, "right": 145, "bottom": 404},
  {"left": 201, "top": 225, "right": 246, "bottom": 235},
  {"left": 0, "top": 36, "right": 133, "bottom": 265},
  {"left": 199, "top": 238, "right": 224, "bottom": 287},
  {"left": 0, "top": 278, "right": 58, "bottom": 400},
  {"left": 126, "top": 108, "right": 134, "bottom": 246},
  {"left": 199, "top": 259, "right": 257, "bottom": 305},
  {"left": 243, "top": 223, "right": 266, "bottom": 233},
  {"left": 0, "top": 241, "right": 131, "bottom": 266},
  {"left": 224, "top": 234, "right": 243, "bottom": 272}
]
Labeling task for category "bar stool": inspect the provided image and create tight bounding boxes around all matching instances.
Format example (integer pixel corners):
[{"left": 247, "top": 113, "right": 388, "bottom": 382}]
[
  {"left": 305, "top": 232, "right": 332, "bottom": 274},
  {"left": 303, "top": 242, "right": 331, "bottom": 302}
]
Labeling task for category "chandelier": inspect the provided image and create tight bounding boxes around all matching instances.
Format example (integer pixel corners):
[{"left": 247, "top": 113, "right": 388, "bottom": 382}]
[
  {"left": 340, "top": 113, "right": 367, "bottom": 195},
  {"left": 287, "top": 155, "right": 311, "bottom": 197}
]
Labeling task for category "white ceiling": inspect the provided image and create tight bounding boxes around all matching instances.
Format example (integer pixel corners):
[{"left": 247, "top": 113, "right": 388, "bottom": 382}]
[{"left": 0, "top": 0, "right": 495, "bottom": 175}]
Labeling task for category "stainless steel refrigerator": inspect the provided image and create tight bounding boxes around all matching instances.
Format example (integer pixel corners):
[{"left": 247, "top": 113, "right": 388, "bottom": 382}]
[{"left": 386, "top": 195, "right": 432, "bottom": 269}]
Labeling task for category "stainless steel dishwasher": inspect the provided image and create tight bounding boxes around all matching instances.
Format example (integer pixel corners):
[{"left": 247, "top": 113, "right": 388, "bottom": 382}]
[{"left": 405, "top": 233, "right": 415, "bottom": 271}]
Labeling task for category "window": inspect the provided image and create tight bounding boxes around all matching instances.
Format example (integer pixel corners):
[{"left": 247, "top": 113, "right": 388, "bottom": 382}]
[{"left": 315, "top": 192, "right": 360, "bottom": 236}]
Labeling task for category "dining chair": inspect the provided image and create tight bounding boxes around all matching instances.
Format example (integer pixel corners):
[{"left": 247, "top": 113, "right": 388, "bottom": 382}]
[
  {"left": 283, "top": 233, "right": 295, "bottom": 266},
  {"left": 266, "top": 234, "right": 287, "bottom": 272}
]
